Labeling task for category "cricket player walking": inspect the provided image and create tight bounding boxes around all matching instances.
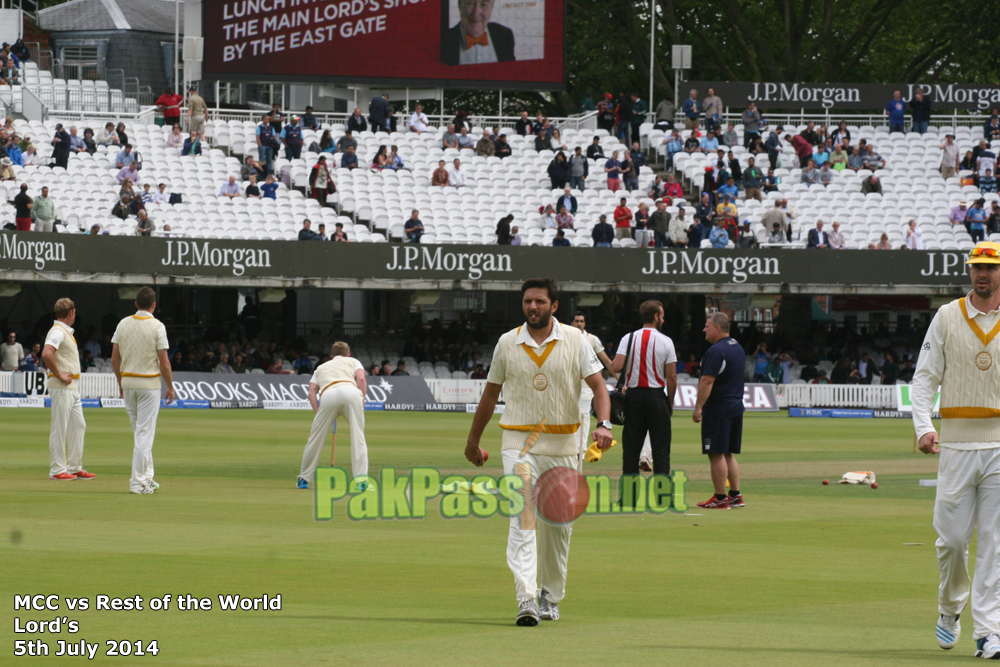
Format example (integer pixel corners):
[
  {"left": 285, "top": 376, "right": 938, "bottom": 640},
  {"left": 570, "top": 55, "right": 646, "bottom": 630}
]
[
  {"left": 298, "top": 342, "right": 368, "bottom": 489},
  {"left": 111, "top": 287, "right": 175, "bottom": 495},
  {"left": 41, "top": 298, "right": 93, "bottom": 481},
  {"left": 912, "top": 241, "right": 1000, "bottom": 660},
  {"left": 466, "top": 278, "right": 613, "bottom": 626},
  {"left": 570, "top": 310, "right": 616, "bottom": 470}
]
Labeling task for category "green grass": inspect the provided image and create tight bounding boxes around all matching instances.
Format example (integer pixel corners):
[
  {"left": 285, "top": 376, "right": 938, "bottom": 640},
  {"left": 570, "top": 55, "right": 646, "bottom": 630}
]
[{"left": 0, "top": 409, "right": 966, "bottom": 665}]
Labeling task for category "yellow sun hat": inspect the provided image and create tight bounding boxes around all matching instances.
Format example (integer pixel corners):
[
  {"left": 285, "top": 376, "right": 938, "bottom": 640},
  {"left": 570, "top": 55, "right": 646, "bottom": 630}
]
[{"left": 966, "top": 241, "right": 1000, "bottom": 264}]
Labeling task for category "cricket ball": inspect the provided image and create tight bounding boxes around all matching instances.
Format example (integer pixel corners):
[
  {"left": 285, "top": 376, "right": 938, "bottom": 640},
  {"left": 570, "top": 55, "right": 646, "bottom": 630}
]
[
  {"left": 534, "top": 466, "right": 590, "bottom": 525},
  {"left": 822, "top": 479, "right": 829, "bottom": 485},
  {"left": 482, "top": 449, "right": 489, "bottom": 462},
  {"left": 871, "top": 482, "right": 878, "bottom": 489}
]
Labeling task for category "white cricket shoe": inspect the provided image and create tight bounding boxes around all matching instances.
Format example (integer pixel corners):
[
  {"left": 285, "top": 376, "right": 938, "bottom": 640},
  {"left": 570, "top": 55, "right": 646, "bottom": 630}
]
[
  {"left": 937, "top": 614, "right": 960, "bottom": 649},
  {"left": 515, "top": 599, "right": 539, "bottom": 627},
  {"left": 538, "top": 590, "right": 559, "bottom": 621},
  {"left": 976, "top": 633, "right": 1000, "bottom": 659}
]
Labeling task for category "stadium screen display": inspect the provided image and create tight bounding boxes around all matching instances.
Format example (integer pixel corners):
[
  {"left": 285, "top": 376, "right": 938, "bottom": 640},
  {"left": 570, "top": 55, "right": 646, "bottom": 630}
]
[{"left": 203, "top": 0, "right": 566, "bottom": 89}]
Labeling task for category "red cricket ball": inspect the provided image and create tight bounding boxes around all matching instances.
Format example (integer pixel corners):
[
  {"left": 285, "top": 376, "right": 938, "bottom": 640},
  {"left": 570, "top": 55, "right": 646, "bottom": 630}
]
[
  {"left": 534, "top": 466, "right": 590, "bottom": 524},
  {"left": 822, "top": 479, "right": 829, "bottom": 485},
  {"left": 482, "top": 449, "right": 489, "bottom": 462},
  {"left": 871, "top": 482, "right": 878, "bottom": 489}
]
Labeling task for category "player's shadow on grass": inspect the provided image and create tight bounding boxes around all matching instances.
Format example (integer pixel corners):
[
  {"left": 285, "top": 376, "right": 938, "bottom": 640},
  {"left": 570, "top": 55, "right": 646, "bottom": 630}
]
[
  {"left": 286, "top": 616, "right": 511, "bottom": 627},
  {"left": 658, "top": 646, "right": 939, "bottom": 661}
]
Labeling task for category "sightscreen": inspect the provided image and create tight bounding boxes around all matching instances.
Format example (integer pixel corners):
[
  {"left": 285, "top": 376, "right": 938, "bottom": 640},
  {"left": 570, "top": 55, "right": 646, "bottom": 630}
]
[{"left": 203, "top": 0, "right": 565, "bottom": 89}]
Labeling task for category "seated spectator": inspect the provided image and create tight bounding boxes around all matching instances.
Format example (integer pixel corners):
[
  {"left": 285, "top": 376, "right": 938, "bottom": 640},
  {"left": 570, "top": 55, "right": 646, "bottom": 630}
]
[
  {"left": 981, "top": 168, "right": 998, "bottom": 194},
  {"left": 153, "top": 183, "right": 170, "bottom": 204},
  {"left": 663, "top": 130, "right": 683, "bottom": 166},
  {"left": 140, "top": 182, "right": 154, "bottom": 205},
  {"left": 118, "top": 156, "right": 141, "bottom": 183},
  {"left": 391, "top": 361, "right": 409, "bottom": 376},
  {"left": 441, "top": 124, "right": 459, "bottom": 150},
  {"left": 763, "top": 168, "right": 780, "bottom": 193},
  {"left": 986, "top": 115, "right": 1000, "bottom": 142},
  {"left": 404, "top": 210, "right": 424, "bottom": 242},
  {"left": 136, "top": 209, "right": 155, "bottom": 237},
  {"left": 341, "top": 145, "right": 359, "bottom": 169},
  {"left": 514, "top": 111, "right": 532, "bottom": 136},
  {"left": 369, "top": 364, "right": 381, "bottom": 376},
  {"left": 245, "top": 175, "right": 261, "bottom": 199},
  {"left": 818, "top": 162, "right": 834, "bottom": 186},
  {"left": 534, "top": 131, "right": 550, "bottom": 152},
  {"left": 592, "top": 214, "right": 614, "bottom": 247},
  {"left": 315, "top": 223, "right": 328, "bottom": 241},
  {"left": 214, "top": 354, "right": 235, "bottom": 373},
  {"left": 700, "top": 130, "right": 719, "bottom": 153},
  {"left": 550, "top": 129, "right": 568, "bottom": 152},
  {"left": 555, "top": 185, "right": 577, "bottom": 215},
  {"left": 408, "top": 104, "right": 429, "bottom": 133},
  {"left": 96, "top": 122, "right": 119, "bottom": 146},
  {"left": 332, "top": 222, "right": 349, "bottom": 242},
  {"left": 807, "top": 220, "right": 829, "bottom": 248},
  {"left": 586, "top": 136, "right": 605, "bottom": 160},
  {"left": 309, "top": 156, "right": 335, "bottom": 206},
  {"left": 115, "top": 144, "right": 135, "bottom": 169},
  {"left": 347, "top": 108, "right": 367, "bottom": 133},
  {"left": 301, "top": 105, "right": 320, "bottom": 131},
  {"left": 861, "top": 174, "right": 881, "bottom": 194},
  {"left": 336, "top": 130, "right": 357, "bottom": 152},
  {"left": 827, "top": 221, "right": 845, "bottom": 249},
  {"left": 165, "top": 124, "right": 184, "bottom": 148},
  {"left": 845, "top": 146, "right": 864, "bottom": 172},
  {"left": 720, "top": 122, "right": 739, "bottom": 148},
  {"left": 683, "top": 132, "right": 700, "bottom": 154},
  {"left": 446, "top": 158, "right": 467, "bottom": 187},
  {"left": 266, "top": 357, "right": 293, "bottom": 374},
  {"left": 829, "top": 143, "right": 848, "bottom": 170},
  {"left": 298, "top": 219, "right": 319, "bottom": 240},
  {"left": 510, "top": 225, "right": 522, "bottom": 245},
  {"left": 552, "top": 229, "right": 571, "bottom": 246},
  {"left": 241, "top": 155, "right": 265, "bottom": 181},
  {"left": 541, "top": 204, "right": 557, "bottom": 229},
  {"left": 218, "top": 175, "right": 242, "bottom": 198},
  {"left": 316, "top": 130, "right": 335, "bottom": 153},
  {"left": 709, "top": 219, "right": 729, "bottom": 248},
  {"left": 371, "top": 145, "right": 388, "bottom": 170},
  {"left": 21, "top": 143, "right": 36, "bottom": 166},
  {"left": 648, "top": 174, "right": 666, "bottom": 199},
  {"left": 801, "top": 158, "right": 818, "bottom": 184},
  {"left": 737, "top": 221, "right": 757, "bottom": 248},
  {"left": 431, "top": 159, "right": 449, "bottom": 186},
  {"left": 767, "top": 222, "right": 785, "bottom": 244},
  {"left": 181, "top": 131, "right": 202, "bottom": 156},
  {"left": 111, "top": 195, "right": 131, "bottom": 219},
  {"left": 88, "top": 223, "right": 103, "bottom": 235},
  {"left": 874, "top": 232, "right": 892, "bottom": 249},
  {"left": 475, "top": 130, "right": 495, "bottom": 157},
  {"left": 904, "top": 219, "right": 923, "bottom": 249},
  {"left": 495, "top": 134, "right": 512, "bottom": 159},
  {"left": 386, "top": 145, "right": 405, "bottom": 170},
  {"left": 456, "top": 127, "right": 474, "bottom": 150},
  {"left": 548, "top": 151, "right": 569, "bottom": 189},
  {"left": 555, "top": 206, "right": 574, "bottom": 230},
  {"left": 261, "top": 174, "right": 279, "bottom": 200},
  {"left": 717, "top": 176, "right": 739, "bottom": 200},
  {"left": 67, "top": 126, "right": 85, "bottom": 153},
  {"left": 532, "top": 113, "right": 548, "bottom": 137},
  {"left": 862, "top": 144, "right": 885, "bottom": 170},
  {"left": 118, "top": 179, "right": 135, "bottom": 203}
]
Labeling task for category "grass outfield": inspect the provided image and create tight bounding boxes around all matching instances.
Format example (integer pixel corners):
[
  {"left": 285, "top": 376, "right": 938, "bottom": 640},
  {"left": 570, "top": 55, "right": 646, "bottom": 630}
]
[{"left": 0, "top": 408, "right": 972, "bottom": 666}]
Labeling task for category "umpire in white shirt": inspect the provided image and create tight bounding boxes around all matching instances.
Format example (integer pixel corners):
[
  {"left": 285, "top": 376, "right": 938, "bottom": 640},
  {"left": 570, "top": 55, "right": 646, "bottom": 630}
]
[{"left": 612, "top": 300, "right": 677, "bottom": 474}]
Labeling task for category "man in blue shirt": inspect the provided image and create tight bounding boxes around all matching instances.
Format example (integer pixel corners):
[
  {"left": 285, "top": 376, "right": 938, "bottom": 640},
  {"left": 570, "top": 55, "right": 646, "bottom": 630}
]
[
  {"left": 717, "top": 176, "right": 739, "bottom": 200},
  {"left": 682, "top": 89, "right": 701, "bottom": 130},
  {"left": 629, "top": 142, "right": 647, "bottom": 168},
  {"left": 885, "top": 90, "right": 906, "bottom": 133},
  {"left": 404, "top": 210, "right": 424, "bottom": 242},
  {"left": 692, "top": 313, "right": 747, "bottom": 509},
  {"left": 260, "top": 174, "right": 279, "bottom": 200},
  {"left": 751, "top": 342, "right": 770, "bottom": 382},
  {"left": 709, "top": 219, "right": 729, "bottom": 248},
  {"left": 552, "top": 229, "right": 571, "bottom": 246},
  {"left": 255, "top": 113, "right": 276, "bottom": 176},
  {"left": 341, "top": 145, "right": 359, "bottom": 169},
  {"left": 700, "top": 130, "right": 719, "bottom": 153}
]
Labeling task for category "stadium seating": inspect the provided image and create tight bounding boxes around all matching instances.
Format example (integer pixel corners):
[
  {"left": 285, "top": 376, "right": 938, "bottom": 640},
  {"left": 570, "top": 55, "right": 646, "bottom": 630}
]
[{"left": 19, "top": 61, "right": 140, "bottom": 114}]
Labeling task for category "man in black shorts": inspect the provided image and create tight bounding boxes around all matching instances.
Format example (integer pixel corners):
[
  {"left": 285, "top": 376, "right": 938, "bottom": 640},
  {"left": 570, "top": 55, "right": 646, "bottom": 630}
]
[{"left": 692, "top": 313, "right": 746, "bottom": 509}]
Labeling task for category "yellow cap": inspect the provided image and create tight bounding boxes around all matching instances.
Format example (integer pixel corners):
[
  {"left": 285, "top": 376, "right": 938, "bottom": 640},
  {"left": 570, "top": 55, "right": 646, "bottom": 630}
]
[{"left": 966, "top": 241, "right": 1000, "bottom": 264}]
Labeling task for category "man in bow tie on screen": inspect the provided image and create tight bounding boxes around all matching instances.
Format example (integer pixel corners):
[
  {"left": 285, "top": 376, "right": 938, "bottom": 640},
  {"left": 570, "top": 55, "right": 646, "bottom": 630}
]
[{"left": 442, "top": 0, "right": 516, "bottom": 66}]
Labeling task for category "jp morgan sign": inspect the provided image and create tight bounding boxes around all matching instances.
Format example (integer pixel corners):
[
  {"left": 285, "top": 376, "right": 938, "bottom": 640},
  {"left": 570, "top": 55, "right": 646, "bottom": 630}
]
[
  {"left": 0, "top": 234, "right": 66, "bottom": 270},
  {"left": 684, "top": 80, "right": 1000, "bottom": 111},
  {"left": 161, "top": 240, "right": 272, "bottom": 276},
  {"left": 386, "top": 246, "right": 512, "bottom": 280},
  {"left": 642, "top": 251, "right": 778, "bottom": 284}
]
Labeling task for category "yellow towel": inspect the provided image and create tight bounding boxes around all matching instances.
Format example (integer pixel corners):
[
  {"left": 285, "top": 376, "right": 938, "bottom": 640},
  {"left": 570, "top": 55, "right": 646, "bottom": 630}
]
[{"left": 584, "top": 439, "right": 618, "bottom": 462}]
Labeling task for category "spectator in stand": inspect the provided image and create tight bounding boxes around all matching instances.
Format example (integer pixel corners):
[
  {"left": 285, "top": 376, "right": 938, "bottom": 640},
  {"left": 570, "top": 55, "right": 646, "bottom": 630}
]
[
  {"left": 813, "top": 139, "right": 831, "bottom": 167},
  {"left": 567, "top": 147, "right": 587, "bottom": 190},
  {"left": 509, "top": 225, "right": 522, "bottom": 245},
  {"left": 904, "top": 219, "right": 924, "bottom": 249},
  {"left": 818, "top": 162, "right": 834, "bottom": 186},
  {"left": 791, "top": 132, "right": 814, "bottom": 168},
  {"left": 950, "top": 198, "right": 969, "bottom": 231},
  {"left": 720, "top": 122, "right": 739, "bottom": 148},
  {"left": 533, "top": 130, "right": 550, "bottom": 152},
  {"left": 555, "top": 185, "right": 577, "bottom": 215},
  {"left": 548, "top": 151, "right": 569, "bottom": 190},
  {"left": 613, "top": 197, "right": 632, "bottom": 241},
  {"left": 986, "top": 114, "right": 1000, "bottom": 142},
  {"left": 682, "top": 89, "right": 700, "bottom": 130},
  {"left": 371, "top": 145, "right": 388, "bottom": 170},
  {"left": 186, "top": 86, "right": 208, "bottom": 135},
  {"left": 799, "top": 122, "right": 821, "bottom": 146},
  {"left": 586, "top": 136, "right": 604, "bottom": 160},
  {"left": 155, "top": 87, "right": 183, "bottom": 128},
  {"left": 118, "top": 177, "right": 136, "bottom": 200},
  {"left": 241, "top": 155, "right": 265, "bottom": 181},
  {"left": 496, "top": 214, "right": 513, "bottom": 244},
  {"left": 432, "top": 159, "right": 449, "bottom": 186},
  {"left": 261, "top": 174, "right": 278, "bottom": 200},
  {"left": 315, "top": 223, "right": 328, "bottom": 241},
  {"left": 742, "top": 157, "right": 763, "bottom": 201},
  {"left": 341, "top": 145, "right": 359, "bottom": 170},
  {"left": 592, "top": 214, "right": 614, "bottom": 247},
  {"left": 741, "top": 102, "right": 761, "bottom": 149},
  {"left": 298, "top": 219, "right": 319, "bottom": 240},
  {"left": 629, "top": 141, "right": 647, "bottom": 169},
  {"left": 475, "top": 130, "right": 495, "bottom": 157},
  {"left": 111, "top": 195, "right": 131, "bottom": 220},
  {"left": 976, "top": 141, "right": 996, "bottom": 180},
  {"left": 300, "top": 106, "right": 320, "bottom": 131},
  {"left": 862, "top": 144, "right": 885, "bottom": 170},
  {"left": 807, "top": 220, "right": 829, "bottom": 248},
  {"left": 336, "top": 129, "right": 357, "bottom": 153},
  {"left": 765, "top": 125, "right": 783, "bottom": 170},
  {"left": 801, "top": 158, "right": 818, "bottom": 184},
  {"left": 387, "top": 145, "right": 405, "bottom": 170},
  {"left": 67, "top": 126, "right": 86, "bottom": 153},
  {"left": 515, "top": 111, "right": 533, "bottom": 136},
  {"left": 549, "top": 128, "right": 568, "bottom": 152},
  {"left": 218, "top": 175, "right": 242, "bottom": 199},
  {"left": 700, "top": 130, "right": 719, "bottom": 153},
  {"left": 885, "top": 90, "right": 906, "bottom": 133},
  {"left": 847, "top": 145, "right": 865, "bottom": 171},
  {"left": 541, "top": 204, "right": 557, "bottom": 229},
  {"left": 717, "top": 176, "right": 739, "bottom": 201},
  {"left": 29, "top": 186, "right": 55, "bottom": 232},
  {"left": 116, "top": 161, "right": 141, "bottom": 186},
  {"left": 668, "top": 206, "right": 688, "bottom": 248},
  {"left": 552, "top": 229, "right": 571, "bottom": 246},
  {"left": 760, "top": 200, "right": 787, "bottom": 240},
  {"left": 663, "top": 130, "right": 683, "bottom": 167},
  {"left": 655, "top": 98, "right": 675, "bottom": 128},
  {"left": 447, "top": 158, "right": 467, "bottom": 187},
  {"left": 604, "top": 150, "right": 622, "bottom": 192},
  {"left": 165, "top": 124, "right": 183, "bottom": 149},
  {"left": 873, "top": 232, "right": 892, "bottom": 249},
  {"left": 829, "top": 142, "right": 848, "bottom": 171},
  {"left": 50, "top": 124, "right": 71, "bottom": 169},
  {"left": 630, "top": 93, "right": 647, "bottom": 143},
  {"left": 441, "top": 124, "right": 459, "bottom": 150},
  {"left": 309, "top": 156, "right": 335, "bottom": 206},
  {"left": 495, "top": 134, "right": 512, "bottom": 159},
  {"left": 620, "top": 151, "right": 637, "bottom": 191},
  {"left": 767, "top": 222, "right": 785, "bottom": 244},
  {"left": 456, "top": 127, "right": 474, "bottom": 151},
  {"left": 981, "top": 169, "right": 998, "bottom": 194},
  {"left": 828, "top": 221, "right": 845, "bottom": 249},
  {"left": 281, "top": 116, "right": 303, "bottom": 160},
  {"left": 153, "top": 183, "right": 170, "bottom": 204},
  {"left": 245, "top": 175, "right": 261, "bottom": 199},
  {"left": 726, "top": 150, "right": 742, "bottom": 183},
  {"left": 709, "top": 218, "right": 729, "bottom": 248},
  {"left": 136, "top": 209, "right": 155, "bottom": 236},
  {"left": 81, "top": 128, "right": 96, "bottom": 155},
  {"left": 404, "top": 210, "right": 424, "bottom": 242},
  {"left": 738, "top": 221, "right": 757, "bottom": 248},
  {"left": 139, "top": 183, "right": 154, "bottom": 206},
  {"left": 368, "top": 94, "right": 389, "bottom": 132},
  {"left": 181, "top": 131, "right": 202, "bottom": 156},
  {"left": 650, "top": 200, "right": 671, "bottom": 247},
  {"left": 909, "top": 90, "right": 932, "bottom": 134},
  {"left": 660, "top": 172, "right": 683, "bottom": 201},
  {"left": 648, "top": 174, "right": 666, "bottom": 199},
  {"left": 453, "top": 111, "right": 472, "bottom": 134},
  {"left": 96, "top": 122, "right": 119, "bottom": 147},
  {"left": 555, "top": 206, "right": 574, "bottom": 230},
  {"left": 408, "top": 104, "right": 429, "bottom": 134},
  {"left": 633, "top": 202, "right": 651, "bottom": 247},
  {"left": 347, "top": 108, "right": 367, "bottom": 133},
  {"left": 716, "top": 195, "right": 738, "bottom": 234},
  {"left": 332, "top": 222, "right": 349, "bottom": 242},
  {"left": 939, "top": 132, "right": 960, "bottom": 180},
  {"left": 255, "top": 113, "right": 276, "bottom": 176},
  {"left": 967, "top": 198, "right": 988, "bottom": 243}
]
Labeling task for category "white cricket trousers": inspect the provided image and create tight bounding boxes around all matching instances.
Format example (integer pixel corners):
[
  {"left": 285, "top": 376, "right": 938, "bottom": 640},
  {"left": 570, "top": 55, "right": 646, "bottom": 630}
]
[
  {"left": 49, "top": 387, "right": 86, "bottom": 476},
  {"left": 299, "top": 383, "right": 367, "bottom": 482},
  {"left": 502, "top": 439, "right": 577, "bottom": 605},
  {"left": 934, "top": 446, "right": 1000, "bottom": 639},
  {"left": 577, "top": 399, "right": 591, "bottom": 471},
  {"left": 124, "top": 388, "right": 161, "bottom": 492}
]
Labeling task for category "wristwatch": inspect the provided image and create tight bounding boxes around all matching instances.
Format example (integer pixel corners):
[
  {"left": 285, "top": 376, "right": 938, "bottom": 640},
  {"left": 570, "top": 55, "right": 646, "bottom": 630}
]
[{"left": 597, "top": 420, "right": 613, "bottom": 430}]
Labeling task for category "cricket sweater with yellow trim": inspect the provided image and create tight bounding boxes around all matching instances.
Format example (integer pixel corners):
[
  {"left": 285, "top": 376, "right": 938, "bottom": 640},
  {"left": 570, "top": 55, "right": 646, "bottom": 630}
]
[
  {"left": 45, "top": 321, "right": 80, "bottom": 391},
  {"left": 313, "top": 356, "right": 361, "bottom": 396},
  {"left": 938, "top": 297, "right": 1000, "bottom": 443},
  {"left": 114, "top": 314, "right": 166, "bottom": 390}
]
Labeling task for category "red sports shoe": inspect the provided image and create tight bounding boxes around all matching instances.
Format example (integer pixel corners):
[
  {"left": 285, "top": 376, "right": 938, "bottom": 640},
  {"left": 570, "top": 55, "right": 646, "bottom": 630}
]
[
  {"left": 728, "top": 493, "right": 745, "bottom": 507},
  {"left": 49, "top": 472, "right": 77, "bottom": 481},
  {"left": 74, "top": 471, "right": 96, "bottom": 479},
  {"left": 697, "top": 495, "right": 731, "bottom": 509}
]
